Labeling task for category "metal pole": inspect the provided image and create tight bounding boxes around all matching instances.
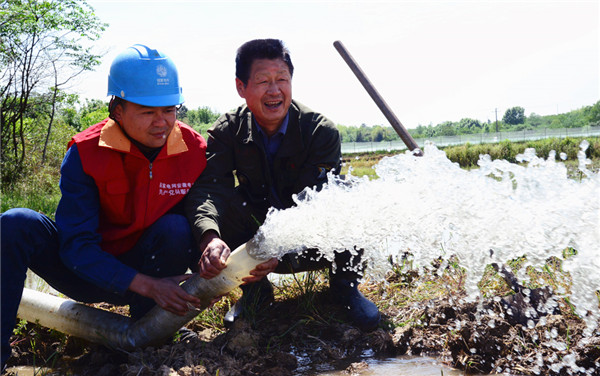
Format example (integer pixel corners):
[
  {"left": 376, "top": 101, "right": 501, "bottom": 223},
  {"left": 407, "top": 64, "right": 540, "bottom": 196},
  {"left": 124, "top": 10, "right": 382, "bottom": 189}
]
[{"left": 333, "top": 40, "right": 422, "bottom": 156}]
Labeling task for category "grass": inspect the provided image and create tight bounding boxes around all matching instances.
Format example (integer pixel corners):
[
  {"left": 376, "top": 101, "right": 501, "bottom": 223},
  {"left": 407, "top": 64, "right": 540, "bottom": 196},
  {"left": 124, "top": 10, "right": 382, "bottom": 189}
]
[
  {"left": 191, "top": 296, "right": 233, "bottom": 332},
  {"left": 1, "top": 164, "right": 62, "bottom": 218},
  {"left": 341, "top": 155, "right": 380, "bottom": 179},
  {"left": 11, "top": 319, "right": 70, "bottom": 375},
  {"left": 275, "top": 271, "right": 328, "bottom": 316},
  {"left": 190, "top": 271, "right": 332, "bottom": 332}
]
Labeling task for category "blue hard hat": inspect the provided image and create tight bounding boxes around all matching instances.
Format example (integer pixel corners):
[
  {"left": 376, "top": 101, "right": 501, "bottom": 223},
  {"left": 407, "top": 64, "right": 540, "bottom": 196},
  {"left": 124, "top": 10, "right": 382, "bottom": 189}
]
[{"left": 107, "top": 44, "right": 184, "bottom": 106}]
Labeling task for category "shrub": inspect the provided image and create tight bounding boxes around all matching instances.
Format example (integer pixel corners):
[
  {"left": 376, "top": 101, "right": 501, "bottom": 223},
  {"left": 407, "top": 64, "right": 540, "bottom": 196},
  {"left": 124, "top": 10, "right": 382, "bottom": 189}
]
[{"left": 441, "top": 137, "right": 599, "bottom": 167}]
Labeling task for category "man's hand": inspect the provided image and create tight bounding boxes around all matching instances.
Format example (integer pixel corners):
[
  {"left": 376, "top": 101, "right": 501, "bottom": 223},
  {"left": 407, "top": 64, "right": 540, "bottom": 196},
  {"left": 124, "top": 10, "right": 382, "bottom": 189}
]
[
  {"left": 198, "top": 231, "right": 279, "bottom": 283},
  {"left": 129, "top": 273, "right": 202, "bottom": 316},
  {"left": 242, "top": 257, "right": 279, "bottom": 284},
  {"left": 198, "top": 231, "right": 230, "bottom": 279}
]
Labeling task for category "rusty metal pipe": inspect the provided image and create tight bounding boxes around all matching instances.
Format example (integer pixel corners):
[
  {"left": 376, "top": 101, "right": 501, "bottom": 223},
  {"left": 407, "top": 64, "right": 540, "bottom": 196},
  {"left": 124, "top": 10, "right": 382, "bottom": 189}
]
[
  {"left": 16, "top": 241, "right": 267, "bottom": 350},
  {"left": 333, "top": 40, "right": 423, "bottom": 155}
]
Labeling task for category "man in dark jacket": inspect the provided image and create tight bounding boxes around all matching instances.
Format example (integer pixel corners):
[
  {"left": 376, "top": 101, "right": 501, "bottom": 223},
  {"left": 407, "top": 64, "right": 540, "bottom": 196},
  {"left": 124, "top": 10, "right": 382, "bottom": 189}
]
[{"left": 185, "top": 39, "right": 380, "bottom": 331}]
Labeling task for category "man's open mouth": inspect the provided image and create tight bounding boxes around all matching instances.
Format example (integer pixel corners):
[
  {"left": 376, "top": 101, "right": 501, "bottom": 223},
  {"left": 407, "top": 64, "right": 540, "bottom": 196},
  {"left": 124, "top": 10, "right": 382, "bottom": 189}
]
[{"left": 264, "top": 100, "right": 282, "bottom": 109}]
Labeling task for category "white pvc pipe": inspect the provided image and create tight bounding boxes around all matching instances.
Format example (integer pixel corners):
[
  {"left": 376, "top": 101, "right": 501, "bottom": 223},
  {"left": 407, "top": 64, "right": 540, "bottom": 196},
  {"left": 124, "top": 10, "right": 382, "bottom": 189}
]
[{"left": 17, "top": 242, "right": 266, "bottom": 350}]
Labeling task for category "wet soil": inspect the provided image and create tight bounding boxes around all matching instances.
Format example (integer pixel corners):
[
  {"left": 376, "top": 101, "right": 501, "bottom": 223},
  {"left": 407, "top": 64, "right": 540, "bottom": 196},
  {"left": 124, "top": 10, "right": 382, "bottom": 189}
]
[{"left": 6, "top": 278, "right": 599, "bottom": 376}]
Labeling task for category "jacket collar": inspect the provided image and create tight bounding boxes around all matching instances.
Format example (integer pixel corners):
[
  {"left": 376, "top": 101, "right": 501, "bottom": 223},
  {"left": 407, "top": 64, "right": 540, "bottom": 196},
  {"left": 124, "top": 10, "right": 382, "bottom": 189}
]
[
  {"left": 239, "top": 101, "right": 304, "bottom": 157},
  {"left": 99, "top": 119, "right": 188, "bottom": 156}
]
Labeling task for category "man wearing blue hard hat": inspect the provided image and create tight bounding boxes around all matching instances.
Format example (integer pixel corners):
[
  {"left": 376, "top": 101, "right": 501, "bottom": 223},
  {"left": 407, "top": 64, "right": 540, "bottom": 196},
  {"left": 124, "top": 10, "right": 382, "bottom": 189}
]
[{"left": 1, "top": 45, "right": 207, "bottom": 370}]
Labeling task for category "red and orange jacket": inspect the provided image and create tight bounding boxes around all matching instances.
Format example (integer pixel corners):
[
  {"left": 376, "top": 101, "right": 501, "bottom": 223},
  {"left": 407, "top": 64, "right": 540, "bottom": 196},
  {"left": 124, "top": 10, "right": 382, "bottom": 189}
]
[{"left": 56, "top": 118, "right": 206, "bottom": 294}]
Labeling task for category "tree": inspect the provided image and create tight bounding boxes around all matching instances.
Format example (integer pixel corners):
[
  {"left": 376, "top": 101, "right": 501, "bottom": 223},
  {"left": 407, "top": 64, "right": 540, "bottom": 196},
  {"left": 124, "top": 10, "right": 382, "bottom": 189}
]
[
  {"left": 527, "top": 113, "right": 543, "bottom": 128},
  {"left": 78, "top": 99, "right": 108, "bottom": 131},
  {"left": 456, "top": 118, "right": 482, "bottom": 134},
  {"left": 583, "top": 100, "right": 600, "bottom": 126},
  {"left": 502, "top": 106, "right": 525, "bottom": 125},
  {"left": 370, "top": 125, "right": 384, "bottom": 142},
  {"left": 437, "top": 121, "right": 456, "bottom": 136},
  {"left": 1, "top": 0, "right": 106, "bottom": 184},
  {"left": 413, "top": 125, "right": 427, "bottom": 138},
  {"left": 346, "top": 126, "right": 359, "bottom": 142},
  {"left": 187, "top": 106, "right": 220, "bottom": 127},
  {"left": 382, "top": 126, "right": 399, "bottom": 141},
  {"left": 337, "top": 124, "right": 353, "bottom": 142}
]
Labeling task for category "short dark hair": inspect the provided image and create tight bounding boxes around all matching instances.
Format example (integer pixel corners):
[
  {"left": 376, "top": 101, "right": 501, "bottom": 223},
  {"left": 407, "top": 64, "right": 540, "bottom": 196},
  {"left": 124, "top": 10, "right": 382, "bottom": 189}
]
[
  {"left": 235, "top": 39, "right": 294, "bottom": 85},
  {"left": 108, "top": 96, "right": 127, "bottom": 120}
]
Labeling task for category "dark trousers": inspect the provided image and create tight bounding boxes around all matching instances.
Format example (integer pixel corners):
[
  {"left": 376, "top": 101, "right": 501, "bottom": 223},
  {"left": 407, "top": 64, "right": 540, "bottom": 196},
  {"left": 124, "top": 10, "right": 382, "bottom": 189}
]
[{"left": 1, "top": 208, "right": 198, "bottom": 368}]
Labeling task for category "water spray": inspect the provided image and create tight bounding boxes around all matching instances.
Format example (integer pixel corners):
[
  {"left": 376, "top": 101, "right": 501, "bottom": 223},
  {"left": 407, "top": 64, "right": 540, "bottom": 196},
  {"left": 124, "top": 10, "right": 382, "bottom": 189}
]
[{"left": 256, "top": 141, "right": 599, "bottom": 333}]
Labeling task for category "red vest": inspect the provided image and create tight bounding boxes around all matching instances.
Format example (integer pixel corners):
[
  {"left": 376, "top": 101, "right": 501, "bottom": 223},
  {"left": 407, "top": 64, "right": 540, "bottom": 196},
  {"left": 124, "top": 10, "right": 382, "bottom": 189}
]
[{"left": 69, "top": 118, "right": 207, "bottom": 256}]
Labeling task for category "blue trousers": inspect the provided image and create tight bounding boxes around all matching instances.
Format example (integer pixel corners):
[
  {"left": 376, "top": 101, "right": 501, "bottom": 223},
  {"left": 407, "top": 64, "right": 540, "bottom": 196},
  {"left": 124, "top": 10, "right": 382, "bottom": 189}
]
[{"left": 1, "top": 208, "right": 198, "bottom": 368}]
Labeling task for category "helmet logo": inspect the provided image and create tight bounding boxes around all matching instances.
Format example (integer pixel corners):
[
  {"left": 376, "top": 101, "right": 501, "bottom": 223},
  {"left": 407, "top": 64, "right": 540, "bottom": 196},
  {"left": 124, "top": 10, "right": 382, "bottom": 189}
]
[
  {"left": 156, "top": 64, "right": 169, "bottom": 86},
  {"left": 156, "top": 65, "right": 167, "bottom": 77}
]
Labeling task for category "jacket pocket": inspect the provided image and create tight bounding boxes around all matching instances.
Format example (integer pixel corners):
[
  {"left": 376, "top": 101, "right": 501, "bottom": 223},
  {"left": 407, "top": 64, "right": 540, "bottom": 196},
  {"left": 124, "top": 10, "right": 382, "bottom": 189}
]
[{"left": 102, "top": 178, "right": 132, "bottom": 225}]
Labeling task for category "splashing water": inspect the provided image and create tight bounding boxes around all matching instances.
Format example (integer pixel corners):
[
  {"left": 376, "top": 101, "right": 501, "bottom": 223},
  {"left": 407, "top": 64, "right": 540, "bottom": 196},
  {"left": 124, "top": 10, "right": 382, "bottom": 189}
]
[{"left": 251, "top": 141, "right": 599, "bottom": 335}]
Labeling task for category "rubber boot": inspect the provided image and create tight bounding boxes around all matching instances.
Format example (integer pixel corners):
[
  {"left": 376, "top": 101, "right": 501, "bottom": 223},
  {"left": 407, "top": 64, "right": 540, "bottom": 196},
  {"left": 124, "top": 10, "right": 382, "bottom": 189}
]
[
  {"left": 330, "top": 278, "right": 380, "bottom": 331},
  {"left": 224, "top": 277, "right": 274, "bottom": 328},
  {"left": 174, "top": 327, "right": 198, "bottom": 342}
]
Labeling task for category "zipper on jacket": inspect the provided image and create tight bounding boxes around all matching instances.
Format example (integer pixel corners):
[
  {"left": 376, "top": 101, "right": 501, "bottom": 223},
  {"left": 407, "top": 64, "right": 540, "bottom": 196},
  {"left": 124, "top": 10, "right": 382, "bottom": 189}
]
[{"left": 149, "top": 162, "right": 153, "bottom": 179}]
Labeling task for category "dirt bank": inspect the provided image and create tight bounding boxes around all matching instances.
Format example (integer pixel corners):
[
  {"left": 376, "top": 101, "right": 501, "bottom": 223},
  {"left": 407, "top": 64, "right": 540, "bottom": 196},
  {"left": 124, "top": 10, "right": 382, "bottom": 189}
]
[{"left": 6, "top": 270, "right": 599, "bottom": 376}]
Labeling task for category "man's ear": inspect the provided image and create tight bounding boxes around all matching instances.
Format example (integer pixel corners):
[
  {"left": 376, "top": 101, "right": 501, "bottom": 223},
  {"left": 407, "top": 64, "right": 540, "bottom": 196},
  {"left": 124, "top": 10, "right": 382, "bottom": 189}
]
[
  {"left": 112, "top": 103, "right": 124, "bottom": 123},
  {"left": 235, "top": 78, "right": 246, "bottom": 99}
]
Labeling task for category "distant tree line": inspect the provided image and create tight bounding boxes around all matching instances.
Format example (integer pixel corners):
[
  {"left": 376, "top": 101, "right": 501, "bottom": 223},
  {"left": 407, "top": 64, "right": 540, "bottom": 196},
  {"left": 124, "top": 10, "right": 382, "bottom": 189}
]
[
  {"left": 163, "top": 102, "right": 600, "bottom": 145},
  {"left": 183, "top": 102, "right": 600, "bottom": 144},
  {"left": 337, "top": 124, "right": 399, "bottom": 143},
  {"left": 338, "top": 102, "right": 600, "bottom": 143}
]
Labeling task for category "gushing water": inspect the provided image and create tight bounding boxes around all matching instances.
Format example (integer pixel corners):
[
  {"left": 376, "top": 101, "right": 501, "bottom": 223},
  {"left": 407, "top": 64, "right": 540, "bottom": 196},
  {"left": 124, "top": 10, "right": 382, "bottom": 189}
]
[{"left": 250, "top": 141, "right": 599, "bottom": 371}]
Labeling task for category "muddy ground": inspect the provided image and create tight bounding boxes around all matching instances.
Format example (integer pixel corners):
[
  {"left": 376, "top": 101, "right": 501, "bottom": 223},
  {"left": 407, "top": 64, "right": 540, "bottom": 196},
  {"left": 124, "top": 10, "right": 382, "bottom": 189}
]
[{"left": 5, "top": 272, "right": 600, "bottom": 376}]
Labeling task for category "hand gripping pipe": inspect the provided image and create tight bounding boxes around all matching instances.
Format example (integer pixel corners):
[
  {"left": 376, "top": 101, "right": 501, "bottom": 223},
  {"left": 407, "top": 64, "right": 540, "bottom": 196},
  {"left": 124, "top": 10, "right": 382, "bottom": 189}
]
[{"left": 16, "top": 241, "right": 267, "bottom": 351}]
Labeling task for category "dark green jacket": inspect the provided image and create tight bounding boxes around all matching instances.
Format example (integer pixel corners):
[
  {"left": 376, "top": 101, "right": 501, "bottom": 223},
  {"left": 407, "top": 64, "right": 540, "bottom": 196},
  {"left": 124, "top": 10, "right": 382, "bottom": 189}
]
[{"left": 185, "top": 100, "right": 341, "bottom": 241}]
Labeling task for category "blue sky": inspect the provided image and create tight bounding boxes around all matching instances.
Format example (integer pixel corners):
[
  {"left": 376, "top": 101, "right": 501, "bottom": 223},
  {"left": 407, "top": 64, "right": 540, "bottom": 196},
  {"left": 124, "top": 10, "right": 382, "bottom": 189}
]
[{"left": 78, "top": 0, "right": 599, "bottom": 129}]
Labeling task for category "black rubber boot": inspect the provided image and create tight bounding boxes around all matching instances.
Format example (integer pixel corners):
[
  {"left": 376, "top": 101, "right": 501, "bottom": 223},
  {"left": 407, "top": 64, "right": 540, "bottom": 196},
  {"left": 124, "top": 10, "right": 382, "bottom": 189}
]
[
  {"left": 224, "top": 277, "right": 274, "bottom": 328},
  {"left": 174, "top": 327, "right": 198, "bottom": 342},
  {"left": 330, "top": 278, "right": 380, "bottom": 331}
]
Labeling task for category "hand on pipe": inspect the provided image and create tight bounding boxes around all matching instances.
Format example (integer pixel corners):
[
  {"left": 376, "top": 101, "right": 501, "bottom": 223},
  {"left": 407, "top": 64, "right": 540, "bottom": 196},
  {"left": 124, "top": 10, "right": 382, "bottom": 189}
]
[
  {"left": 242, "top": 257, "right": 278, "bottom": 284},
  {"left": 197, "top": 231, "right": 230, "bottom": 279},
  {"left": 129, "top": 273, "right": 202, "bottom": 316}
]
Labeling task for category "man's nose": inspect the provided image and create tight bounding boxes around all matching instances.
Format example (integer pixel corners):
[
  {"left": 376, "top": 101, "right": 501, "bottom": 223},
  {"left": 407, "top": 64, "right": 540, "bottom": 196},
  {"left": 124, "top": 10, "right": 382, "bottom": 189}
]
[
  {"left": 154, "top": 110, "right": 172, "bottom": 123},
  {"left": 267, "top": 81, "right": 280, "bottom": 94}
]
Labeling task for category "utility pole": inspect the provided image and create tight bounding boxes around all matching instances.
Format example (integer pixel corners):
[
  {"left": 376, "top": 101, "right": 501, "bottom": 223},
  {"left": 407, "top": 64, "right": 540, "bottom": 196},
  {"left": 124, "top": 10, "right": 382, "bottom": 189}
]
[{"left": 495, "top": 108, "right": 498, "bottom": 133}]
